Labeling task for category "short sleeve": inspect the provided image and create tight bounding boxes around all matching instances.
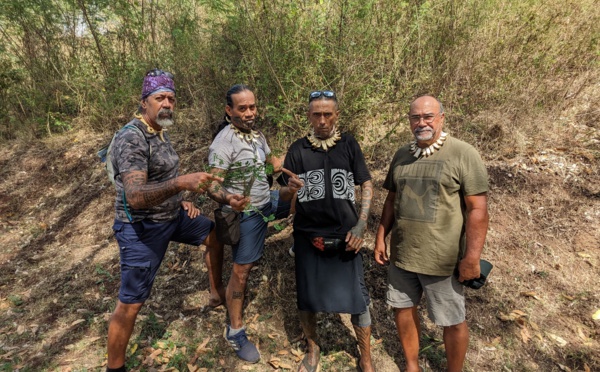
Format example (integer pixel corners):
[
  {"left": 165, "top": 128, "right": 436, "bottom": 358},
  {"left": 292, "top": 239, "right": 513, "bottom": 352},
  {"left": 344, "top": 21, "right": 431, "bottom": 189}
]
[
  {"left": 208, "top": 136, "right": 233, "bottom": 170},
  {"left": 382, "top": 150, "right": 401, "bottom": 192},
  {"left": 460, "top": 147, "right": 488, "bottom": 195},
  {"left": 114, "top": 128, "right": 149, "bottom": 175},
  {"left": 260, "top": 133, "right": 271, "bottom": 157},
  {"left": 348, "top": 136, "right": 371, "bottom": 185}
]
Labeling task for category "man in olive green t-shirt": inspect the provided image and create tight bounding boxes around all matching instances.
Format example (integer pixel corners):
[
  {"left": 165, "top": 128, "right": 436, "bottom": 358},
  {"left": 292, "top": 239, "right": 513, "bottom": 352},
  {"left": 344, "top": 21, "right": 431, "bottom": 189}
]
[{"left": 374, "top": 95, "right": 489, "bottom": 372}]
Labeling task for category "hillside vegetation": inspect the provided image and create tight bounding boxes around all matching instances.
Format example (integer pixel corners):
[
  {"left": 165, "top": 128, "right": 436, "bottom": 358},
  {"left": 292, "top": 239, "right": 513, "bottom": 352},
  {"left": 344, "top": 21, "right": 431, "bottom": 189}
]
[
  {"left": 1, "top": 0, "right": 598, "bottom": 149},
  {"left": 0, "top": 0, "right": 599, "bottom": 371}
]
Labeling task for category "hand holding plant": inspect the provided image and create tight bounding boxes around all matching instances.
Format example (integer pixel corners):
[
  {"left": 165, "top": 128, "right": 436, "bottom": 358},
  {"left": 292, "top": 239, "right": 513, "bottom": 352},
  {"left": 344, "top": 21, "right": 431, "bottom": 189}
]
[{"left": 228, "top": 194, "right": 250, "bottom": 212}]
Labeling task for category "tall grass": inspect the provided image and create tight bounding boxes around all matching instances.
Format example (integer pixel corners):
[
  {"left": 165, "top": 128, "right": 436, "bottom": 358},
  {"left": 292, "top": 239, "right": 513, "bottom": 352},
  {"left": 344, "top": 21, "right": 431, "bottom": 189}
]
[{"left": 0, "top": 0, "right": 598, "bottom": 156}]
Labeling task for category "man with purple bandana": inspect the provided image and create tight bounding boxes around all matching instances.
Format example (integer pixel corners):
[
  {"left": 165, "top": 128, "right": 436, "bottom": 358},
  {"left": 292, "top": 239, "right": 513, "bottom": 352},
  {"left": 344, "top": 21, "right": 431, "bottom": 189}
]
[{"left": 105, "top": 69, "right": 241, "bottom": 372}]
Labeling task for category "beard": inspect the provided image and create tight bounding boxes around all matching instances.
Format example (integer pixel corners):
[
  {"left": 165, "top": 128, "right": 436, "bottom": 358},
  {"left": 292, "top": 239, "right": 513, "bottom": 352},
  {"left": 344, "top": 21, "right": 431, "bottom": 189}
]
[
  {"left": 232, "top": 116, "right": 254, "bottom": 132},
  {"left": 156, "top": 109, "right": 174, "bottom": 128},
  {"left": 414, "top": 128, "right": 434, "bottom": 141}
]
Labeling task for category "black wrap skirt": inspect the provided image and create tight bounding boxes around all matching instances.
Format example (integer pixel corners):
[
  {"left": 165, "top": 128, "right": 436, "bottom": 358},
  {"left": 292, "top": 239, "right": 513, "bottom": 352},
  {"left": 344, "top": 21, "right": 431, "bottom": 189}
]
[{"left": 293, "top": 231, "right": 370, "bottom": 314}]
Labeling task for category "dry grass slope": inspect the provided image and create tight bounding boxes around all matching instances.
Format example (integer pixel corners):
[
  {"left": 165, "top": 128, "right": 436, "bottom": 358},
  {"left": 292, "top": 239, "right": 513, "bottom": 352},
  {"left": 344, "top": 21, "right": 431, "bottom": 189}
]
[
  {"left": 0, "top": 76, "right": 599, "bottom": 372},
  {"left": 1, "top": 0, "right": 599, "bottom": 370}
]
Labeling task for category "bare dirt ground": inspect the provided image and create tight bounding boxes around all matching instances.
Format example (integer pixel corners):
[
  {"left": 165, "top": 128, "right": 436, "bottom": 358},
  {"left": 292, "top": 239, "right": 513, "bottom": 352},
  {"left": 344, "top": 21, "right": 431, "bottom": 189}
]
[{"left": 0, "top": 99, "right": 599, "bottom": 371}]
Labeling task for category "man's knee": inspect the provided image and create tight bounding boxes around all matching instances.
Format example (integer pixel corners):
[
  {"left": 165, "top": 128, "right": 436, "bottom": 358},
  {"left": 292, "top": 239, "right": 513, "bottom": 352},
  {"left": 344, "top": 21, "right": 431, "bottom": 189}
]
[
  {"left": 443, "top": 320, "right": 469, "bottom": 341},
  {"left": 443, "top": 320, "right": 467, "bottom": 331},
  {"left": 202, "top": 228, "right": 220, "bottom": 248},
  {"left": 394, "top": 306, "right": 417, "bottom": 315},
  {"left": 111, "top": 301, "right": 144, "bottom": 322},
  {"left": 231, "top": 263, "right": 253, "bottom": 283}
]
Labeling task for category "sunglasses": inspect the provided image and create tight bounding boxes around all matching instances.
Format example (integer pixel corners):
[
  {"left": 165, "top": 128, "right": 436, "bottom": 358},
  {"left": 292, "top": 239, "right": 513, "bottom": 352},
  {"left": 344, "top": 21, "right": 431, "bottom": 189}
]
[
  {"left": 309, "top": 90, "right": 336, "bottom": 102},
  {"left": 146, "top": 69, "right": 174, "bottom": 79}
]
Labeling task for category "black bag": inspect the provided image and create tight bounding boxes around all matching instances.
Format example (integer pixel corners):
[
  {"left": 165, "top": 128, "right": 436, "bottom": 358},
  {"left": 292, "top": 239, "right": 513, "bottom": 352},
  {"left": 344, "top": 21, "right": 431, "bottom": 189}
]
[
  {"left": 214, "top": 208, "right": 241, "bottom": 245},
  {"left": 455, "top": 259, "right": 494, "bottom": 289}
]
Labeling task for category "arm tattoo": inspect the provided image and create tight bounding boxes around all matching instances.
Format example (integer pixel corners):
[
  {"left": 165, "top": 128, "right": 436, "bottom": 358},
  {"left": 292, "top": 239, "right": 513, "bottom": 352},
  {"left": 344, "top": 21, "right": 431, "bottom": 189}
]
[
  {"left": 206, "top": 180, "right": 232, "bottom": 205},
  {"left": 358, "top": 181, "right": 373, "bottom": 223},
  {"left": 122, "top": 171, "right": 180, "bottom": 209},
  {"left": 349, "top": 180, "right": 373, "bottom": 238}
]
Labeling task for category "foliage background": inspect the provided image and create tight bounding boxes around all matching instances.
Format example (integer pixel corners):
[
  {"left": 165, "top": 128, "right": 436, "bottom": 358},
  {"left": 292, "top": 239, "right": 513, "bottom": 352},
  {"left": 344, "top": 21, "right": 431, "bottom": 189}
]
[
  {"left": 1, "top": 0, "right": 598, "bottom": 156},
  {"left": 0, "top": 1, "right": 599, "bottom": 371}
]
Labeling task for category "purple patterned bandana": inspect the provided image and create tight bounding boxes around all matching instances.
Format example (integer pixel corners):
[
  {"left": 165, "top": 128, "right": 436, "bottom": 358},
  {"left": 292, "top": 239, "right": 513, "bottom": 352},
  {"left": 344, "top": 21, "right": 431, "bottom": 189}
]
[{"left": 141, "top": 74, "right": 176, "bottom": 99}]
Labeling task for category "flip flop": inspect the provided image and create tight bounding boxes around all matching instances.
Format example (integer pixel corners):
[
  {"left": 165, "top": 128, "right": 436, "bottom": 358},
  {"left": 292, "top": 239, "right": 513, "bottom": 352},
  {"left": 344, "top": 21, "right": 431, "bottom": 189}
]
[{"left": 299, "top": 353, "right": 320, "bottom": 372}]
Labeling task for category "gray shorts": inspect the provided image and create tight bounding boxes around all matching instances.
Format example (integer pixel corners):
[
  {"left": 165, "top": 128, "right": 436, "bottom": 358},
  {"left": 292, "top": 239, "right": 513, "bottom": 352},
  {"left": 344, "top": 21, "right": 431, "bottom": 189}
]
[{"left": 386, "top": 264, "right": 465, "bottom": 326}]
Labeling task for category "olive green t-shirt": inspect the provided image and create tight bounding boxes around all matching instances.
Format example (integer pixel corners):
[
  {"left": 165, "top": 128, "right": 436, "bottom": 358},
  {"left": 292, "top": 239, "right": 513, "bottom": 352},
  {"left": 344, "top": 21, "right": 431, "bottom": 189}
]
[{"left": 383, "top": 136, "right": 488, "bottom": 276}]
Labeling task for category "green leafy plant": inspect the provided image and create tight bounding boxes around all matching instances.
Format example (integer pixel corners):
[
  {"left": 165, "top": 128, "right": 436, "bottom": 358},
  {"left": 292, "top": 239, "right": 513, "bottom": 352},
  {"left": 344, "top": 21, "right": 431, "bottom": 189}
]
[
  {"left": 211, "top": 153, "right": 289, "bottom": 230},
  {"left": 0, "top": 0, "right": 595, "bottom": 159},
  {"left": 95, "top": 264, "right": 114, "bottom": 284},
  {"left": 8, "top": 295, "right": 23, "bottom": 307},
  {"left": 138, "top": 312, "right": 167, "bottom": 341}
]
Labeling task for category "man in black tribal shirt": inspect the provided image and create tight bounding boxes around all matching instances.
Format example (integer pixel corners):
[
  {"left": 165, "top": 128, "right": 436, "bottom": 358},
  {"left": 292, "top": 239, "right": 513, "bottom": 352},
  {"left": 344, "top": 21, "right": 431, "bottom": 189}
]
[{"left": 279, "top": 90, "right": 375, "bottom": 372}]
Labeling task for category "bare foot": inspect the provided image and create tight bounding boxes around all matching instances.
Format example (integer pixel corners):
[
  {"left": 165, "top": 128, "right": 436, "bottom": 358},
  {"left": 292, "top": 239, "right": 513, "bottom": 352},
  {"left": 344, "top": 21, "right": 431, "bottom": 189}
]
[
  {"left": 208, "top": 289, "right": 226, "bottom": 308},
  {"left": 298, "top": 346, "right": 320, "bottom": 372},
  {"left": 207, "top": 297, "right": 224, "bottom": 308},
  {"left": 358, "top": 356, "right": 375, "bottom": 372}
]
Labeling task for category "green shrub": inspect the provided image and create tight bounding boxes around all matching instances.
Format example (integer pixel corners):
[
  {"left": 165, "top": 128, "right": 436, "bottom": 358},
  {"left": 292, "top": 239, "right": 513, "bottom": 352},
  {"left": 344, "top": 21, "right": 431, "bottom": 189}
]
[{"left": 0, "top": 0, "right": 597, "bottom": 157}]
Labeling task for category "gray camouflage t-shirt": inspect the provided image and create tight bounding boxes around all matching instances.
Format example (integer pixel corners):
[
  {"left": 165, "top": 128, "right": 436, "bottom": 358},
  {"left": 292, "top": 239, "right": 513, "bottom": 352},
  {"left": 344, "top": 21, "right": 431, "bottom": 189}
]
[
  {"left": 208, "top": 125, "right": 272, "bottom": 208},
  {"left": 111, "top": 118, "right": 182, "bottom": 222}
]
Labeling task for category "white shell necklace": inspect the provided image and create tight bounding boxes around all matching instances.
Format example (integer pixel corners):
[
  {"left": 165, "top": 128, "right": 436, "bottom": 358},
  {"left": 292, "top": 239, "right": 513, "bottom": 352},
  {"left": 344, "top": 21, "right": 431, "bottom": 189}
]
[
  {"left": 409, "top": 132, "right": 448, "bottom": 158},
  {"left": 306, "top": 128, "right": 341, "bottom": 151},
  {"left": 231, "top": 124, "right": 260, "bottom": 144}
]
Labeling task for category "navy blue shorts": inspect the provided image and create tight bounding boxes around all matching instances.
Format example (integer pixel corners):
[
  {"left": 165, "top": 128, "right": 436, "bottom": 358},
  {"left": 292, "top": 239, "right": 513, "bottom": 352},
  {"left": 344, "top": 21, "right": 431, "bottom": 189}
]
[
  {"left": 113, "top": 207, "right": 214, "bottom": 304},
  {"left": 232, "top": 191, "right": 291, "bottom": 264}
]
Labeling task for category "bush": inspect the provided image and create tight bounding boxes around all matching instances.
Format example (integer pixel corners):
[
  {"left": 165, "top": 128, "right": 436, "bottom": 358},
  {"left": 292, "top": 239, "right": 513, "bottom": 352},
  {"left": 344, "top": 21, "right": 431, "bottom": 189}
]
[{"left": 0, "top": 0, "right": 597, "bottom": 157}]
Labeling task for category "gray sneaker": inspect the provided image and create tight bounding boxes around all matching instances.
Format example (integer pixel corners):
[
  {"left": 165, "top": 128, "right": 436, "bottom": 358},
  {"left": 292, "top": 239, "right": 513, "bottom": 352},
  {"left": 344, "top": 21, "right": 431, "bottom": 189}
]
[
  {"left": 288, "top": 245, "right": 295, "bottom": 258},
  {"left": 224, "top": 325, "right": 260, "bottom": 363}
]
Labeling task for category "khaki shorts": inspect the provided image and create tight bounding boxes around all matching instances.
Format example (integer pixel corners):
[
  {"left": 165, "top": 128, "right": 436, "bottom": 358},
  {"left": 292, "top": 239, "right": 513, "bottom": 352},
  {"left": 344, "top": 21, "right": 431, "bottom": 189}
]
[{"left": 386, "top": 264, "right": 465, "bottom": 326}]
